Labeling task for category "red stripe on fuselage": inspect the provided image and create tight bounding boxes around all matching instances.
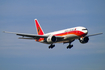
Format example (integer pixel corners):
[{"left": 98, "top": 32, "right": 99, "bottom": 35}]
[{"left": 54, "top": 30, "right": 86, "bottom": 37}]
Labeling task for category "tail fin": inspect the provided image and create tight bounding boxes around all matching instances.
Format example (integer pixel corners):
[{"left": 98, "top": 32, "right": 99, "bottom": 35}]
[{"left": 35, "top": 19, "right": 44, "bottom": 35}]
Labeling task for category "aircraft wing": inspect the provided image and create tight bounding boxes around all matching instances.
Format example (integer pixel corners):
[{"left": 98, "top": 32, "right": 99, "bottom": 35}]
[
  {"left": 86, "top": 33, "right": 103, "bottom": 37},
  {"left": 3, "top": 31, "right": 48, "bottom": 39},
  {"left": 3, "top": 31, "right": 64, "bottom": 40}
]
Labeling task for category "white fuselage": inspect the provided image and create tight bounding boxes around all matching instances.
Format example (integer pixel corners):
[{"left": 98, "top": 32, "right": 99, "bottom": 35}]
[{"left": 39, "top": 26, "right": 88, "bottom": 44}]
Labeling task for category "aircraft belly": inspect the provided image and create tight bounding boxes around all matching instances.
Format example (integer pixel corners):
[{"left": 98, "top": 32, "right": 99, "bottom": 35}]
[
  {"left": 41, "top": 34, "right": 79, "bottom": 44},
  {"left": 64, "top": 34, "right": 79, "bottom": 40},
  {"left": 56, "top": 34, "right": 79, "bottom": 43}
]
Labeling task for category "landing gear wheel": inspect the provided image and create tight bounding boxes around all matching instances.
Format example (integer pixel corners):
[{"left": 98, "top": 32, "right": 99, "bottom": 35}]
[
  {"left": 67, "top": 45, "right": 73, "bottom": 49},
  {"left": 49, "top": 44, "right": 55, "bottom": 49}
]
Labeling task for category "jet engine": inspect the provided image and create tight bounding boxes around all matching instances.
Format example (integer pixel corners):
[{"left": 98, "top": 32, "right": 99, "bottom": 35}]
[
  {"left": 46, "top": 35, "right": 57, "bottom": 43},
  {"left": 79, "top": 37, "right": 89, "bottom": 44}
]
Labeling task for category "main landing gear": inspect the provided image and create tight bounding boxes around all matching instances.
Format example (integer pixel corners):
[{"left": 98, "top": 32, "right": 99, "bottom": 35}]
[
  {"left": 49, "top": 40, "right": 74, "bottom": 49},
  {"left": 48, "top": 44, "right": 73, "bottom": 49},
  {"left": 66, "top": 40, "right": 74, "bottom": 49},
  {"left": 49, "top": 44, "right": 55, "bottom": 49},
  {"left": 67, "top": 43, "right": 73, "bottom": 49}
]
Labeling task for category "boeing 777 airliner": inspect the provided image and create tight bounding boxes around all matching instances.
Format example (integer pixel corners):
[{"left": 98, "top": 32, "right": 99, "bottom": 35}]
[{"left": 4, "top": 19, "right": 103, "bottom": 49}]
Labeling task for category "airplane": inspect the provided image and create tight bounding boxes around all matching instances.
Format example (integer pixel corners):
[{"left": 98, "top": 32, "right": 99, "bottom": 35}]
[{"left": 4, "top": 19, "right": 103, "bottom": 49}]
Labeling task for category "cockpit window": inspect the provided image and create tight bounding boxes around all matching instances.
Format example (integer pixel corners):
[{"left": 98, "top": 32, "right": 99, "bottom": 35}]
[{"left": 82, "top": 29, "right": 87, "bottom": 30}]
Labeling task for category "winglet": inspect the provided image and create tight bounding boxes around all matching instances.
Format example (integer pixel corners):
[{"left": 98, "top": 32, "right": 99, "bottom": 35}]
[
  {"left": 3, "top": 31, "right": 6, "bottom": 33},
  {"left": 35, "top": 19, "right": 44, "bottom": 35},
  {"left": 3, "top": 31, "right": 19, "bottom": 34},
  {"left": 3, "top": 31, "right": 12, "bottom": 33}
]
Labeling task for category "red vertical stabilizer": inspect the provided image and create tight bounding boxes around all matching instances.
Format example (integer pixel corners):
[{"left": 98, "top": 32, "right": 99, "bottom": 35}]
[{"left": 35, "top": 19, "right": 44, "bottom": 35}]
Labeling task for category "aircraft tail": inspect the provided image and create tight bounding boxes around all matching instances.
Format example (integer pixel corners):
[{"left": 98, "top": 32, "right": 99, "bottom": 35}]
[{"left": 35, "top": 19, "right": 44, "bottom": 35}]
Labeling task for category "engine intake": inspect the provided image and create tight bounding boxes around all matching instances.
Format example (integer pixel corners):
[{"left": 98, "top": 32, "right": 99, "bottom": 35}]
[
  {"left": 46, "top": 35, "right": 57, "bottom": 43},
  {"left": 79, "top": 37, "right": 89, "bottom": 44}
]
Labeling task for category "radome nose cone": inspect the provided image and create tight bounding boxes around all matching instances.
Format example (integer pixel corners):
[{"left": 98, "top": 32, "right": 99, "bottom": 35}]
[{"left": 85, "top": 30, "right": 88, "bottom": 34}]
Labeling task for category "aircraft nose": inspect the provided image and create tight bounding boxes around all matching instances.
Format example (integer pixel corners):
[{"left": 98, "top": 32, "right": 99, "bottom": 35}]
[
  {"left": 85, "top": 30, "right": 88, "bottom": 34},
  {"left": 82, "top": 29, "right": 88, "bottom": 34}
]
